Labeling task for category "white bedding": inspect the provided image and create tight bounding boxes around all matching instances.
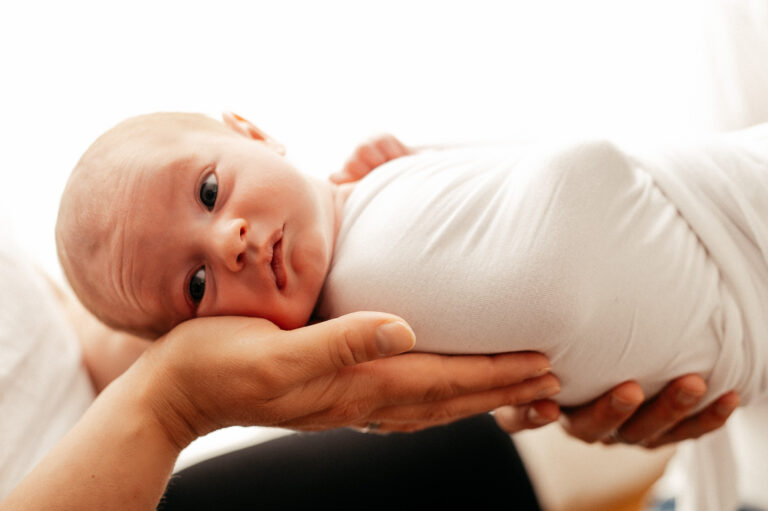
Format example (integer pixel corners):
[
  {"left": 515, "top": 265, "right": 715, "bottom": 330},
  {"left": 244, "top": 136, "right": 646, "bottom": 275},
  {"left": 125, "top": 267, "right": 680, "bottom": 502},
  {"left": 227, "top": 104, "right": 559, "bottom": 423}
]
[{"left": 0, "top": 227, "right": 94, "bottom": 500}]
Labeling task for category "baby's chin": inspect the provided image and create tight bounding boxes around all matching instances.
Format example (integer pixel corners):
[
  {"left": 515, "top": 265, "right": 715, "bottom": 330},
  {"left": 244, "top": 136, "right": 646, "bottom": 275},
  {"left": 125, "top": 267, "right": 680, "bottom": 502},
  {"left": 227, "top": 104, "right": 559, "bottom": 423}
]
[{"left": 267, "top": 301, "right": 316, "bottom": 330}]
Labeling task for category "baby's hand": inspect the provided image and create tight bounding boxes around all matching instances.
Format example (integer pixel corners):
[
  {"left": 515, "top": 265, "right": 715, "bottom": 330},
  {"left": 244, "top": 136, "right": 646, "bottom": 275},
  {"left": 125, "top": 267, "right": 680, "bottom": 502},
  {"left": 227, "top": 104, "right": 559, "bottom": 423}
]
[{"left": 330, "top": 134, "right": 412, "bottom": 184}]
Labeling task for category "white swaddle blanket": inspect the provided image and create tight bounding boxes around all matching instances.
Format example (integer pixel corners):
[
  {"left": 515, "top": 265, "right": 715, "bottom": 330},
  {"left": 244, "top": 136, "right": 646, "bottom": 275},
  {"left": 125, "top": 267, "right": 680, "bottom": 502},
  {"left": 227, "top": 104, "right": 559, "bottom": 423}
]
[
  {"left": 316, "top": 124, "right": 768, "bottom": 509},
  {"left": 318, "top": 127, "right": 768, "bottom": 407}
]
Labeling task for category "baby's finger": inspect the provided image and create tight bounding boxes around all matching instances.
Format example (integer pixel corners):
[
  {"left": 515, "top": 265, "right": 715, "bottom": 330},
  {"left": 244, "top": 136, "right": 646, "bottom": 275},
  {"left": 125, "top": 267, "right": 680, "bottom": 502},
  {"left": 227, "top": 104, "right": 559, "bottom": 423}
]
[
  {"left": 493, "top": 401, "right": 560, "bottom": 434},
  {"left": 617, "top": 374, "right": 706, "bottom": 444},
  {"left": 378, "top": 135, "right": 410, "bottom": 160},
  {"left": 645, "top": 392, "right": 739, "bottom": 448},
  {"left": 328, "top": 171, "right": 352, "bottom": 184},
  {"left": 331, "top": 159, "right": 371, "bottom": 183},
  {"left": 561, "top": 381, "right": 644, "bottom": 443},
  {"left": 390, "top": 135, "right": 411, "bottom": 155},
  {"left": 356, "top": 143, "right": 387, "bottom": 169}
]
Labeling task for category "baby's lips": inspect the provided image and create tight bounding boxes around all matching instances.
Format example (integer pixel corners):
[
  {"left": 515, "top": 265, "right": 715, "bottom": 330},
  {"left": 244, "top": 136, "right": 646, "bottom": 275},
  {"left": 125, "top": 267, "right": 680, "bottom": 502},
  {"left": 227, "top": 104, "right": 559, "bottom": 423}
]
[{"left": 271, "top": 238, "right": 287, "bottom": 290}]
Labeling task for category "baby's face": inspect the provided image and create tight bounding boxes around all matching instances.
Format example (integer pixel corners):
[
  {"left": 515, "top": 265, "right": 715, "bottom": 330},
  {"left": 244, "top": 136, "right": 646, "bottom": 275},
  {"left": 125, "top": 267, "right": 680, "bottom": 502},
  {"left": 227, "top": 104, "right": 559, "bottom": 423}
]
[{"left": 95, "top": 122, "right": 335, "bottom": 333}]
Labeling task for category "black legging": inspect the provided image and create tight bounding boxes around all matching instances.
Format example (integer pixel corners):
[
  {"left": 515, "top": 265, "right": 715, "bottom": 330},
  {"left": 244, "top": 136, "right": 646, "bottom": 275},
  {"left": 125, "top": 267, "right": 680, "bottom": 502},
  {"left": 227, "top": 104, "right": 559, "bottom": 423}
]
[{"left": 159, "top": 414, "right": 540, "bottom": 510}]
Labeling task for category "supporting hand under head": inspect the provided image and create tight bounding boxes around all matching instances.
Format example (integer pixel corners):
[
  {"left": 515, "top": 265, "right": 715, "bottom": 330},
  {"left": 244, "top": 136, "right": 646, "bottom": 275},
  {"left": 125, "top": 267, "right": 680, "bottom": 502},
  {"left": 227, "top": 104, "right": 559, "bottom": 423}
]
[
  {"left": 140, "top": 312, "right": 560, "bottom": 447},
  {"left": 1, "top": 311, "right": 558, "bottom": 511}
]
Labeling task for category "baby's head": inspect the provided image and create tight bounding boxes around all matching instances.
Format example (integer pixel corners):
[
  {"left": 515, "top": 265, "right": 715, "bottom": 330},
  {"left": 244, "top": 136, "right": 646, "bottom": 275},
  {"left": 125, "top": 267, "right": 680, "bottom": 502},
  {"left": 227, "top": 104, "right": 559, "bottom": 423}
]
[{"left": 57, "top": 112, "right": 337, "bottom": 338}]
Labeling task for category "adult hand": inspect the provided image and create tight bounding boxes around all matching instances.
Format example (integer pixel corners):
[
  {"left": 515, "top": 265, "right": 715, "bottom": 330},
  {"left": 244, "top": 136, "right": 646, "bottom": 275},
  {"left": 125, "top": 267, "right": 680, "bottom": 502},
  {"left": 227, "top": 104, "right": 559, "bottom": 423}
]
[
  {"left": 141, "top": 311, "right": 560, "bottom": 448},
  {"left": 3, "top": 312, "right": 558, "bottom": 511},
  {"left": 493, "top": 375, "right": 739, "bottom": 448},
  {"left": 565, "top": 375, "right": 740, "bottom": 447}
]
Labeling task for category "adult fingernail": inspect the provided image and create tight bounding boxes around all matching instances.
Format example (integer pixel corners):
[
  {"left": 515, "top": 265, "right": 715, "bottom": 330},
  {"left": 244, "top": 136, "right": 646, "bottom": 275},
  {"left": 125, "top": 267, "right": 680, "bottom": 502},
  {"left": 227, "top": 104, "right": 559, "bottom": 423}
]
[
  {"left": 493, "top": 406, "right": 515, "bottom": 425},
  {"left": 527, "top": 407, "right": 552, "bottom": 425},
  {"left": 376, "top": 321, "right": 416, "bottom": 355},
  {"left": 676, "top": 389, "right": 702, "bottom": 407},
  {"left": 715, "top": 401, "right": 737, "bottom": 418},
  {"left": 535, "top": 384, "right": 560, "bottom": 400},
  {"left": 611, "top": 394, "right": 638, "bottom": 413}
]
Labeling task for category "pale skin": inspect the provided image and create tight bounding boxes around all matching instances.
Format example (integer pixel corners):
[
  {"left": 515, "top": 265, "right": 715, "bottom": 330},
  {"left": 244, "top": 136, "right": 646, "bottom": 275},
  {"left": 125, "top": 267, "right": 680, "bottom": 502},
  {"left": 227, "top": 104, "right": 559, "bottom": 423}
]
[{"left": 5, "top": 116, "right": 735, "bottom": 510}]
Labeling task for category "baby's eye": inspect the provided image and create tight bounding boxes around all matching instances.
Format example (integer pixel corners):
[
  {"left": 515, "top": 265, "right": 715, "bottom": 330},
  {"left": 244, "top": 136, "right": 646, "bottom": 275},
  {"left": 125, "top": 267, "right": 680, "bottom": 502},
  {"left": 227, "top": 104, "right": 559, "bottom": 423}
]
[
  {"left": 200, "top": 173, "right": 218, "bottom": 211},
  {"left": 189, "top": 267, "right": 206, "bottom": 305}
]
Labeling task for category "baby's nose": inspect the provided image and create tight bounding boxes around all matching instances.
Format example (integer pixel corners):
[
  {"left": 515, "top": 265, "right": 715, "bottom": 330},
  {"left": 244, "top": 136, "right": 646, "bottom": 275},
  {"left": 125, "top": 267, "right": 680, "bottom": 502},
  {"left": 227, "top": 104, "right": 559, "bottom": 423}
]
[{"left": 214, "top": 218, "right": 247, "bottom": 272}]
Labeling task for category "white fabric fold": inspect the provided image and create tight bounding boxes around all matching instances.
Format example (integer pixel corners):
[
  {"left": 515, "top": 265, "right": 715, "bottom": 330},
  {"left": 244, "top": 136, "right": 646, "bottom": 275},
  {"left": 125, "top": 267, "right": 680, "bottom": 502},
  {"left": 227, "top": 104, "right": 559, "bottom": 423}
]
[
  {"left": 317, "top": 125, "right": 768, "bottom": 509},
  {"left": 628, "top": 126, "right": 768, "bottom": 407},
  {"left": 630, "top": 125, "right": 768, "bottom": 511}
]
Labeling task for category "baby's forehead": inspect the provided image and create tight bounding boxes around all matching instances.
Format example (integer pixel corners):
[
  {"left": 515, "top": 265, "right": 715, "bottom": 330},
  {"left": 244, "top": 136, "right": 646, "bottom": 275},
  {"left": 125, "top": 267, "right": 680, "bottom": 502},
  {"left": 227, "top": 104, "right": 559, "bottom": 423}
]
[
  {"left": 59, "top": 113, "right": 234, "bottom": 337},
  {"left": 100, "top": 115, "right": 230, "bottom": 174},
  {"left": 100, "top": 135, "right": 217, "bottom": 210},
  {"left": 88, "top": 170, "right": 188, "bottom": 335}
]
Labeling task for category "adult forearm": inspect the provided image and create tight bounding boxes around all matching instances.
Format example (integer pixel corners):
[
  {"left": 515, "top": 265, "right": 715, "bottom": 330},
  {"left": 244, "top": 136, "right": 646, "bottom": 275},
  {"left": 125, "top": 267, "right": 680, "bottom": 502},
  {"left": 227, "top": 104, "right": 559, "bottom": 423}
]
[{"left": 1, "top": 363, "right": 180, "bottom": 511}]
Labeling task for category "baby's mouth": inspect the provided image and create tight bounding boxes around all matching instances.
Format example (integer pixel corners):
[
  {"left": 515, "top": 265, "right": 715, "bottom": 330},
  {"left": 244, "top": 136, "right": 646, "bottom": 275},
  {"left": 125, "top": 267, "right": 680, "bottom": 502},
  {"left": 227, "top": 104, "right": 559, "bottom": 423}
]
[{"left": 270, "top": 229, "right": 286, "bottom": 290}]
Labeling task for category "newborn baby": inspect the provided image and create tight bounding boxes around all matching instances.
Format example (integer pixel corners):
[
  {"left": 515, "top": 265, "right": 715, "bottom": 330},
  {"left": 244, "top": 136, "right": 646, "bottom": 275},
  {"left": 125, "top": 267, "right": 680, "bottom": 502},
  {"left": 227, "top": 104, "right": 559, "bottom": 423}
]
[
  {"left": 57, "top": 112, "right": 350, "bottom": 337},
  {"left": 57, "top": 112, "right": 768, "bottom": 409}
]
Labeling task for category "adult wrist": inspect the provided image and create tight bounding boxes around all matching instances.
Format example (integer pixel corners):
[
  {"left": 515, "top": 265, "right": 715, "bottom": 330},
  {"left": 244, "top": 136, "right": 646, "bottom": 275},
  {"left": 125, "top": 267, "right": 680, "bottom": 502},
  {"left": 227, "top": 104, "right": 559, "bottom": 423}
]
[{"left": 116, "top": 346, "right": 204, "bottom": 451}]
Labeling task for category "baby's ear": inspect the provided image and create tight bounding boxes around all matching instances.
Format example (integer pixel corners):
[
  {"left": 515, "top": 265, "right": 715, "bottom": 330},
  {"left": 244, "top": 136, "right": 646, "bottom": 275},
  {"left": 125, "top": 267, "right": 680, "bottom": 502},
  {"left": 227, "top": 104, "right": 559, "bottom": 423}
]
[{"left": 221, "top": 112, "right": 286, "bottom": 155}]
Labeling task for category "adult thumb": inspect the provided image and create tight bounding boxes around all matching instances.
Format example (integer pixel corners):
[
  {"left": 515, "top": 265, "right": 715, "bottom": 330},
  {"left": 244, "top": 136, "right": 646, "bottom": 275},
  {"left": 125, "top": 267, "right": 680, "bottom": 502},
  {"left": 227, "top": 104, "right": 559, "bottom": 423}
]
[{"left": 284, "top": 312, "right": 416, "bottom": 377}]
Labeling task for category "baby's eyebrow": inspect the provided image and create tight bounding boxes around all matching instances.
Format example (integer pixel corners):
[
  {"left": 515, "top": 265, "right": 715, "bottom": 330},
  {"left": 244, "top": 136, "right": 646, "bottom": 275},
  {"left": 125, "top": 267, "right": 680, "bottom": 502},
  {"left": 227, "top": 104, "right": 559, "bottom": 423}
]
[{"left": 161, "top": 155, "right": 200, "bottom": 174}]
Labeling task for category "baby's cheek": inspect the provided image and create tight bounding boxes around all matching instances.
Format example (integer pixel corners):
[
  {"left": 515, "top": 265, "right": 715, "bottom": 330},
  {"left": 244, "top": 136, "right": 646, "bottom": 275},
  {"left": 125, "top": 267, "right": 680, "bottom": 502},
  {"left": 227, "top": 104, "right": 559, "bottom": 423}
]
[
  {"left": 202, "top": 281, "right": 266, "bottom": 320},
  {"left": 275, "top": 303, "right": 315, "bottom": 330},
  {"left": 276, "top": 276, "right": 324, "bottom": 330}
]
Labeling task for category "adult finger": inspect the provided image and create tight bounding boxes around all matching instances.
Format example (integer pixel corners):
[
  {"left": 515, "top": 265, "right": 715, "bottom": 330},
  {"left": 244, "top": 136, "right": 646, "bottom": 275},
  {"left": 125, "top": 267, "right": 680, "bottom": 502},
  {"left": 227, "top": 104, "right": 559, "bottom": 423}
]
[
  {"left": 644, "top": 391, "right": 739, "bottom": 448},
  {"left": 273, "top": 312, "right": 416, "bottom": 382},
  {"left": 364, "top": 373, "right": 560, "bottom": 425},
  {"left": 616, "top": 374, "right": 706, "bottom": 444},
  {"left": 284, "top": 374, "right": 560, "bottom": 431},
  {"left": 352, "top": 396, "right": 560, "bottom": 436},
  {"left": 560, "top": 381, "right": 645, "bottom": 443},
  {"left": 359, "top": 351, "right": 553, "bottom": 406},
  {"left": 493, "top": 401, "right": 560, "bottom": 433},
  {"left": 270, "top": 351, "right": 553, "bottom": 430}
]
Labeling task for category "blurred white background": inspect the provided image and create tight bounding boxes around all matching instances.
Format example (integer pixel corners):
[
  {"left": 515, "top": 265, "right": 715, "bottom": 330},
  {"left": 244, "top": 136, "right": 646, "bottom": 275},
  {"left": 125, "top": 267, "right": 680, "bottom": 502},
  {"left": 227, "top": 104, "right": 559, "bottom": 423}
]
[{"left": 4, "top": 0, "right": 766, "bottom": 280}]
